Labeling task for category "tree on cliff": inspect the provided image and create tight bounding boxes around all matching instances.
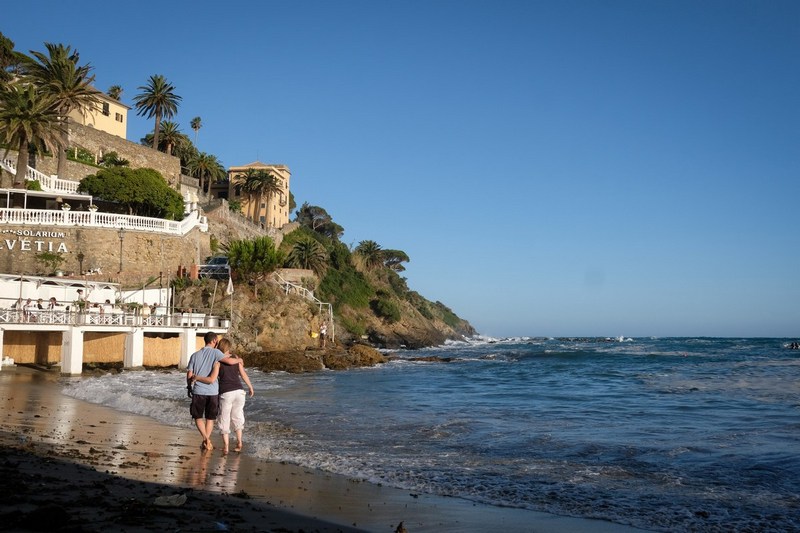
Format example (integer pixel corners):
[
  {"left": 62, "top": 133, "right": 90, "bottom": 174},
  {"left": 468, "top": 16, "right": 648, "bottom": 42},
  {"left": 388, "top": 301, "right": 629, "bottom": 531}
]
[
  {"left": 78, "top": 167, "right": 184, "bottom": 219},
  {"left": 187, "top": 151, "right": 226, "bottom": 194},
  {"left": 133, "top": 74, "right": 181, "bottom": 151},
  {"left": 140, "top": 126, "right": 198, "bottom": 172},
  {"left": 354, "top": 240, "right": 409, "bottom": 272},
  {"left": 21, "top": 42, "right": 100, "bottom": 180},
  {"left": 0, "top": 31, "right": 25, "bottom": 85},
  {"left": 227, "top": 236, "right": 285, "bottom": 296},
  {"left": 155, "top": 120, "right": 183, "bottom": 156},
  {"left": 295, "top": 202, "right": 344, "bottom": 239},
  {"left": 285, "top": 236, "right": 328, "bottom": 275},
  {"left": 381, "top": 249, "right": 410, "bottom": 272},
  {"left": 354, "top": 240, "right": 383, "bottom": 270},
  {"left": 190, "top": 116, "right": 202, "bottom": 144},
  {"left": 0, "top": 83, "right": 63, "bottom": 188}
]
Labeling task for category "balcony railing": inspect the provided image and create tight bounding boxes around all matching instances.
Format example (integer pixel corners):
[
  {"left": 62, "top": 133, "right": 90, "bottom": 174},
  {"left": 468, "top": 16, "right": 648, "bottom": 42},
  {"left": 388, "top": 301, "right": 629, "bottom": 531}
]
[
  {"left": 0, "top": 208, "right": 208, "bottom": 236},
  {"left": 0, "top": 307, "right": 228, "bottom": 328}
]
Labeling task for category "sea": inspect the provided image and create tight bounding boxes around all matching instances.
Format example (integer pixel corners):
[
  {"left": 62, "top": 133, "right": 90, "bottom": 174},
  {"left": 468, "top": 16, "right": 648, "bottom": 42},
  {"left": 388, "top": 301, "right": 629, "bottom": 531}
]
[{"left": 62, "top": 337, "right": 800, "bottom": 532}]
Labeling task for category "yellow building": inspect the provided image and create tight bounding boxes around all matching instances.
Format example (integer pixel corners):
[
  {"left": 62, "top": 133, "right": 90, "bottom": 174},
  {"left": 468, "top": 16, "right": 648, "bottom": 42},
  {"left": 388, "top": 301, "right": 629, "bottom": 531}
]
[
  {"left": 68, "top": 92, "right": 129, "bottom": 139},
  {"left": 227, "top": 161, "right": 291, "bottom": 229}
]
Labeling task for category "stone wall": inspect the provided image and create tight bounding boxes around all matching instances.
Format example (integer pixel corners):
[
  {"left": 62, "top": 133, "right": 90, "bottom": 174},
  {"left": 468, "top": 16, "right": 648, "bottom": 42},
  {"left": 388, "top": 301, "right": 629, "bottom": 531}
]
[
  {"left": 6, "top": 121, "right": 183, "bottom": 188},
  {"left": 67, "top": 122, "right": 183, "bottom": 187},
  {"left": 0, "top": 224, "right": 211, "bottom": 286},
  {"left": 205, "top": 199, "right": 301, "bottom": 251}
]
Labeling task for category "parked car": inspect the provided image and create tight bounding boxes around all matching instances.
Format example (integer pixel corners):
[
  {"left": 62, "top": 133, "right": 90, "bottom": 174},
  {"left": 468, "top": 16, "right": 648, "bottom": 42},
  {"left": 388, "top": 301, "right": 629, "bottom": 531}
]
[{"left": 200, "top": 256, "right": 230, "bottom": 280}]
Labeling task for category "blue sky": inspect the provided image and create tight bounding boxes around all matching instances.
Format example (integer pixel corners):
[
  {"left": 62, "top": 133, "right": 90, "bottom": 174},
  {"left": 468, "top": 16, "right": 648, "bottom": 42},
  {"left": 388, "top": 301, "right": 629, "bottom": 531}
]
[{"left": 4, "top": 1, "right": 799, "bottom": 337}]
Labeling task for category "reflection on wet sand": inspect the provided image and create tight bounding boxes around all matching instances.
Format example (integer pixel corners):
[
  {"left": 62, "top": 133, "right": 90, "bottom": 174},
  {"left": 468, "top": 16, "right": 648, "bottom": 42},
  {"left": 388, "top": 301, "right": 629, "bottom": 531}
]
[{"left": 184, "top": 447, "right": 243, "bottom": 494}]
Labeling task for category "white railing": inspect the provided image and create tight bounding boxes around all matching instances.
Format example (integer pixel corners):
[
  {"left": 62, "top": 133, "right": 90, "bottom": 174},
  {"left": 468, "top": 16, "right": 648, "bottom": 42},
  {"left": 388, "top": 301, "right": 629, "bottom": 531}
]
[
  {"left": 274, "top": 273, "right": 318, "bottom": 303},
  {"left": 0, "top": 158, "right": 82, "bottom": 194},
  {"left": 272, "top": 272, "right": 334, "bottom": 339},
  {"left": 0, "top": 307, "right": 226, "bottom": 328},
  {"left": 0, "top": 208, "right": 207, "bottom": 236}
]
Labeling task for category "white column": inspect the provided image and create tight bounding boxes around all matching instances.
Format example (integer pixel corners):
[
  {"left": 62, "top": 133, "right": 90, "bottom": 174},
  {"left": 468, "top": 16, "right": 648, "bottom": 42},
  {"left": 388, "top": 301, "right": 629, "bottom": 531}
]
[
  {"left": 61, "top": 327, "right": 84, "bottom": 376},
  {"left": 179, "top": 327, "right": 197, "bottom": 369},
  {"left": 123, "top": 328, "right": 144, "bottom": 368}
]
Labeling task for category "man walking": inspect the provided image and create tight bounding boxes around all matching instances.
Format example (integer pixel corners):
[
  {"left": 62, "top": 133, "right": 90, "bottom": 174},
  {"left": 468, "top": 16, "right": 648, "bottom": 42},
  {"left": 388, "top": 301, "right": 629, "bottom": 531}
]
[{"left": 186, "top": 332, "right": 241, "bottom": 450}]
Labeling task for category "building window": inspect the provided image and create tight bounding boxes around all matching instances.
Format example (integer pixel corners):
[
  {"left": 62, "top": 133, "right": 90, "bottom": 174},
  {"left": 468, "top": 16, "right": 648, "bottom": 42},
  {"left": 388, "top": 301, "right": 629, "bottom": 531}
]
[
  {"left": 115, "top": 113, "right": 123, "bottom": 123},
  {"left": 102, "top": 102, "right": 110, "bottom": 116}
]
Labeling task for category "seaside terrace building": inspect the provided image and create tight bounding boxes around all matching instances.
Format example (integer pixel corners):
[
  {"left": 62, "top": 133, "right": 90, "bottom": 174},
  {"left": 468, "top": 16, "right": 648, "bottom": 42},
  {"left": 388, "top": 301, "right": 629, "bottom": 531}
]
[{"left": 0, "top": 128, "right": 227, "bottom": 375}]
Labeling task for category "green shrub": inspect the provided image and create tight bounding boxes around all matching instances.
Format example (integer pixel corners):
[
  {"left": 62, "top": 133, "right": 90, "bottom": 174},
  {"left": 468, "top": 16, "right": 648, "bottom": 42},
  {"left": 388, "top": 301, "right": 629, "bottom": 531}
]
[
  {"left": 386, "top": 270, "right": 409, "bottom": 297},
  {"left": 341, "top": 316, "right": 366, "bottom": 337},
  {"left": 433, "top": 301, "right": 460, "bottom": 328},
  {"left": 405, "top": 290, "right": 434, "bottom": 319},
  {"left": 372, "top": 297, "right": 401, "bottom": 323},
  {"left": 67, "top": 146, "right": 96, "bottom": 165},
  {"left": 25, "top": 179, "right": 42, "bottom": 191},
  {"left": 35, "top": 251, "right": 64, "bottom": 273},
  {"left": 319, "top": 265, "right": 373, "bottom": 309},
  {"left": 99, "top": 151, "right": 130, "bottom": 167},
  {"left": 78, "top": 167, "right": 184, "bottom": 219},
  {"left": 171, "top": 276, "right": 190, "bottom": 292}
]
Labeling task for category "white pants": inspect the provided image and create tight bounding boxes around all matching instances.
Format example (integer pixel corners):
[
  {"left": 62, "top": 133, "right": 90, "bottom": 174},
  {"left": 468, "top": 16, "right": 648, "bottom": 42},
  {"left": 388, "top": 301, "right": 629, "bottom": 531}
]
[{"left": 218, "top": 389, "right": 246, "bottom": 435}]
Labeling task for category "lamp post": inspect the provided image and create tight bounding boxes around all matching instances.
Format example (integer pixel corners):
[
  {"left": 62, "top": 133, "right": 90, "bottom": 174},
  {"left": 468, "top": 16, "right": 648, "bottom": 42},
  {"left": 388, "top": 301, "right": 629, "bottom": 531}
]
[{"left": 118, "top": 227, "right": 125, "bottom": 273}]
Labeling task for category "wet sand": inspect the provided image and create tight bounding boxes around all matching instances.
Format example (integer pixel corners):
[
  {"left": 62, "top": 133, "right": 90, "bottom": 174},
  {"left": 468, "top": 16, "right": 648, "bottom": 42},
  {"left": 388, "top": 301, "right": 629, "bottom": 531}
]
[{"left": 0, "top": 366, "right": 645, "bottom": 532}]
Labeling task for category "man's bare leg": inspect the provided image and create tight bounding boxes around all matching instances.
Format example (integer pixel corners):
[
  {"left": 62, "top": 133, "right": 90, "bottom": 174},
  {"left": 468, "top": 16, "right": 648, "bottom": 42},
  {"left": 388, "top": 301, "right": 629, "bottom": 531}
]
[{"left": 194, "top": 418, "right": 208, "bottom": 448}]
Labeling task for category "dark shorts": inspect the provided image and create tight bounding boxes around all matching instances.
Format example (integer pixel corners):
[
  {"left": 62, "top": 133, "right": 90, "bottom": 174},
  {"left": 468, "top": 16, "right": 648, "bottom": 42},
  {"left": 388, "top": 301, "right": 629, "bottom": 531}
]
[{"left": 190, "top": 394, "right": 219, "bottom": 420}]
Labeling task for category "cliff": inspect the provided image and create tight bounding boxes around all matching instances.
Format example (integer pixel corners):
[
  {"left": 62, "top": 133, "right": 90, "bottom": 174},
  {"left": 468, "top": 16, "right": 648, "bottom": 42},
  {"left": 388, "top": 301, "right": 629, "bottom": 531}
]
[
  {"left": 174, "top": 276, "right": 475, "bottom": 356},
  {"left": 171, "top": 205, "right": 476, "bottom": 367}
]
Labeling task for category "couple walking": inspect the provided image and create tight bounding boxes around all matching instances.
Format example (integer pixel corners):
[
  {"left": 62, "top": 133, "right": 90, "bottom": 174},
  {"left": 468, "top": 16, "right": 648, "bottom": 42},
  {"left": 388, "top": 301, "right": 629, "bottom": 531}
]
[{"left": 187, "top": 332, "right": 254, "bottom": 453}]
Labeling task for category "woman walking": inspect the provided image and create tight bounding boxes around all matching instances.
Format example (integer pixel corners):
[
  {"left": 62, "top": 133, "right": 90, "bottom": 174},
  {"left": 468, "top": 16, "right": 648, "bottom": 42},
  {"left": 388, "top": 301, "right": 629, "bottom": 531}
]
[
  {"left": 192, "top": 337, "right": 254, "bottom": 453},
  {"left": 214, "top": 338, "right": 254, "bottom": 453}
]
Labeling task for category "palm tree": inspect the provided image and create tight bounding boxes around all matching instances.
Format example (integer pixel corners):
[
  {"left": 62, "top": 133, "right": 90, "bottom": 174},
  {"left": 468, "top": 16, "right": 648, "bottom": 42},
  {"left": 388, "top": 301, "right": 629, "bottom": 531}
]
[
  {"left": 133, "top": 74, "right": 181, "bottom": 151},
  {"left": 107, "top": 85, "right": 123, "bottom": 100},
  {"left": 0, "top": 83, "right": 63, "bottom": 188},
  {"left": 285, "top": 237, "right": 328, "bottom": 276},
  {"left": 190, "top": 116, "right": 201, "bottom": 144},
  {"left": 355, "top": 240, "right": 384, "bottom": 270},
  {"left": 259, "top": 170, "right": 283, "bottom": 227},
  {"left": 21, "top": 43, "right": 100, "bottom": 179},
  {"left": 186, "top": 152, "right": 225, "bottom": 194},
  {"left": 157, "top": 120, "right": 182, "bottom": 156},
  {"left": 234, "top": 169, "right": 261, "bottom": 224},
  {"left": 141, "top": 128, "right": 195, "bottom": 166},
  {"left": 235, "top": 168, "right": 281, "bottom": 227}
]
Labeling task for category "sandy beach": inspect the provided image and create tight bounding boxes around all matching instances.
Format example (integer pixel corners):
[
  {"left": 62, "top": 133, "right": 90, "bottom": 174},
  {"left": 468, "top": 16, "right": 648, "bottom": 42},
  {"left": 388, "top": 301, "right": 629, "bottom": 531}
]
[{"left": 0, "top": 365, "right": 644, "bottom": 532}]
